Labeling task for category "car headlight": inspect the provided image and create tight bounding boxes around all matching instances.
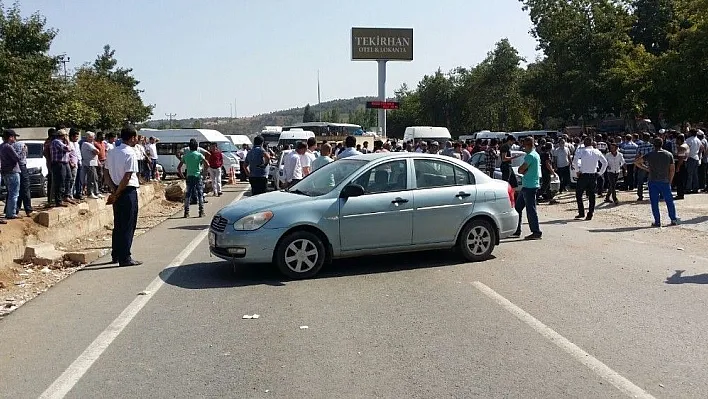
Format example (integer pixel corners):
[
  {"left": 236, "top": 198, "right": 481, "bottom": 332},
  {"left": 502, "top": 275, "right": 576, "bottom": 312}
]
[
  {"left": 233, "top": 211, "right": 273, "bottom": 231},
  {"left": 27, "top": 167, "right": 41, "bottom": 174}
]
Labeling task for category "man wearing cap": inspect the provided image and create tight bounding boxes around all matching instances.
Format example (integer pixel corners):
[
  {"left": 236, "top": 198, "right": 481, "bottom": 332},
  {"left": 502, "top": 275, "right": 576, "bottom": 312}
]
[
  {"left": 1, "top": 130, "right": 22, "bottom": 219},
  {"left": 49, "top": 129, "right": 75, "bottom": 207}
]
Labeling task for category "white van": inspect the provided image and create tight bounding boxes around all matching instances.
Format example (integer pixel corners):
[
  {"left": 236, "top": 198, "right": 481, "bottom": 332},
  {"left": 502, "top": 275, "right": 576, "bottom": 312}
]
[
  {"left": 475, "top": 131, "right": 507, "bottom": 141},
  {"left": 148, "top": 129, "right": 239, "bottom": 176},
  {"left": 226, "top": 134, "right": 252, "bottom": 148},
  {"left": 277, "top": 129, "right": 315, "bottom": 149},
  {"left": 403, "top": 126, "right": 452, "bottom": 144}
]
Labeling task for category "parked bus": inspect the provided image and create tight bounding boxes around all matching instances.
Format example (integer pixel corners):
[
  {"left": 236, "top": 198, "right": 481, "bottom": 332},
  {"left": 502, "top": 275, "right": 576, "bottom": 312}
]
[{"left": 282, "top": 122, "right": 363, "bottom": 136}]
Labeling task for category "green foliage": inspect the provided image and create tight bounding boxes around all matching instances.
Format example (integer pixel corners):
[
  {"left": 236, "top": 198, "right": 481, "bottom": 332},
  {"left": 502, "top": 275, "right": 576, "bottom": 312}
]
[
  {"left": 0, "top": 4, "right": 152, "bottom": 129},
  {"left": 302, "top": 104, "right": 316, "bottom": 122}
]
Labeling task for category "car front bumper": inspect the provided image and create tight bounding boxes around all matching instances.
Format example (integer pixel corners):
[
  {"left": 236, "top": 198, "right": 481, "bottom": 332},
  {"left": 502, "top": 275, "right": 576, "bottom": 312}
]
[{"left": 209, "top": 227, "right": 287, "bottom": 264}]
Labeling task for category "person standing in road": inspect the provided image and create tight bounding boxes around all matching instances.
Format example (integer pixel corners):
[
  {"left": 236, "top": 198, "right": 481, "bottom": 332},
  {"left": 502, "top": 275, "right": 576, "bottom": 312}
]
[
  {"left": 245, "top": 136, "right": 271, "bottom": 196},
  {"left": 0, "top": 130, "right": 22, "bottom": 220},
  {"left": 572, "top": 137, "right": 608, "bottom": 221},
  {"left": 685, "top": 129, "right": 701, "bottom": 193},
  {"left": 312, "top": 143, "right": 333, "bottom": 171},
  {"left": 337, "top": 136, "right": 362, "bottom": 159},
  {"left": 604, "top": 142, "right": 625, "bottom": 205},
  {"left": 619, "top": 134, "right": 638, "bottom": 191},
  {"left": 69, "top": 128, "right": 83, "bottom": 201},
  {"left": 236, "top": 144, "right": 249, "bottom": 182},
  {"left": 552, "top": 137, "right": 572, "bottom": 192},
  {"left": 698, "top": 130, "right": 708, "bottom": 192},
  {"left": 674, "top": 134, "right": 689, "bottom": 200},
  {"left": 145, "top": 137, "right": 159, "bottom": 181},
  {"left": 11, "top": 135, "right": 33, "bottom": 216},
  {"left": 283, "top": 142, "right": 306, "bottom": 187},
  {"left": 484, "top": 139, "right": 499, "bottom": 178},
  {"left": 178, "top": 139, "right": 209, "bottom": 218},
  {"left": 49, "top": 129, "right": 74, "bottom": 207},
  {"left": 104, "top": 126, "right": 142, "bottom": 266},
  {"left": 512, "top": 137, "right": 543, "bottom": 240},
  {"left": 301, "top": 137, "right": 317, "bottom": 177},
  {"left": 81, "top": 132, "right": 103, "bottom": 199},
  {"left": 207, "top": 142, "right": 224, "bottom": 197},
  {"left": 635, "top": 133, "right": 653, "bottom": 201},
  {"left": 634, "top": 138, "right": 679, "bottom": 227},
  {"left": 43, "top": 128, "right": 56, "bottom": 207}
]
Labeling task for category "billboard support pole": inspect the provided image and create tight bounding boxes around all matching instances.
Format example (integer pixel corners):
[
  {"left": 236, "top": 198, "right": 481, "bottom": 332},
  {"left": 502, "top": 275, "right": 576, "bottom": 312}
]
[{"left": 377, "top": 60, "right": 387, "bottom": 138}]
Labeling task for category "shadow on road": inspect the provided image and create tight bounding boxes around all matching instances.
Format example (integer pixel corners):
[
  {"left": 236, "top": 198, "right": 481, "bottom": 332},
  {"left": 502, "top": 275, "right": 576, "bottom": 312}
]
[
  {"left": 665, "top": 270, "right": 708, "bottom": 285},
  {"left": 677, "top": 216, "right": 708, "bottom": 225},
  {"left": 160, "top": 250, "right": 473, "bottom": 289},
  {"left": 587, "top": 226, "right": 653, "bottom": 233}
]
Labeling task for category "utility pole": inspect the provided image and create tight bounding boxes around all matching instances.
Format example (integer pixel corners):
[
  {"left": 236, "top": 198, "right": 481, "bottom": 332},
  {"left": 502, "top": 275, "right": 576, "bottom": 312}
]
[
  {"left": 230, "top": 103, "right": 233, "bottom": 119},
  {"left": 234, "top": 98, "right": 237, "bottom": 118},
  {"left": 58, "top": 54, "right": 71, "bottom": 79},
  {"left": 165, "top": 113, "right": 176, "bottom": 129}
]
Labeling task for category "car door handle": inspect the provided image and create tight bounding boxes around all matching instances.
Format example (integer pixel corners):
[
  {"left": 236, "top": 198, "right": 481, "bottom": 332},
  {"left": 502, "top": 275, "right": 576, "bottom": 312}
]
[
  {"left": 391, "top": 198, "right": 409, "bottom": 205},
  {"left": 456, "top": 192, "right": 471, "bottom": 198}
]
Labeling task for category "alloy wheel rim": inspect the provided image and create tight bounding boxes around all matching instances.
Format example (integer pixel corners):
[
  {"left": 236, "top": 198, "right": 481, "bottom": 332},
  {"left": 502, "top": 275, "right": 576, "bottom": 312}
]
[
  {"left": 284, "top": 239, "right": 319, "bottom": 273},
  {"left": 466, "top": 226, "right": 491, "bottom": 255}
]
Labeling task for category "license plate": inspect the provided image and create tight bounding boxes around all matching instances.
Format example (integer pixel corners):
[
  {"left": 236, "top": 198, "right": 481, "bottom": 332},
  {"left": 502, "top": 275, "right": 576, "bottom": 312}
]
[{"left": 208, "top": 232, "right": 216, "bottom": 247}]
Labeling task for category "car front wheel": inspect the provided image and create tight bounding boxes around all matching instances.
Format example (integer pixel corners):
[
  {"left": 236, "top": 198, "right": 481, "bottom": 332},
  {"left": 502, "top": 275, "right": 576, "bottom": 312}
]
[
  {"left": 275, "top": 231, "right": 326, "bottom": 279},
  {"left": 458, "top": 219, "right": 496, "bottom": 262}
]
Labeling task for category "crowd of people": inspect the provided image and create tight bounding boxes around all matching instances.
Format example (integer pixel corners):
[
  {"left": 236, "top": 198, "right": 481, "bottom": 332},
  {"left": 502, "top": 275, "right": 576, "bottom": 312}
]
[{"left": 0, "top": 127, "right": 161, "bottom": 225}]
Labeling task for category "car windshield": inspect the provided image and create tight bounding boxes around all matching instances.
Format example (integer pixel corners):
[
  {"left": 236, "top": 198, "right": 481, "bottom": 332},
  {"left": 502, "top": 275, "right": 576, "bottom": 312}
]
[
  {"left": 289, "top": 159, "right": 366, "bottom": 196},
  {"left": 25, "top": 143, "right": 44, "bottom": 159},
  {"left": 218, "top": 142, "right": 237, "bottom": 152}
]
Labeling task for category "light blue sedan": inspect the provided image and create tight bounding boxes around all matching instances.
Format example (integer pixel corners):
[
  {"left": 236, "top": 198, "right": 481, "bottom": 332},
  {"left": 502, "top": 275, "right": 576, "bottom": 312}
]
[{"left": 209, "top": 152, "right": 519, "bottom": 279}]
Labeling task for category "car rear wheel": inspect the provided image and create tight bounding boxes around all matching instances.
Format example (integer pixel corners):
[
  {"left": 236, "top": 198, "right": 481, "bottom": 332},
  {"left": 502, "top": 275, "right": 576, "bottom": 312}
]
[
  {"left": 458, "top": 219, "right": 495, "bottom": 262},
  {"left": 275, "top": 231, "right": 325, "bottom": 279}
]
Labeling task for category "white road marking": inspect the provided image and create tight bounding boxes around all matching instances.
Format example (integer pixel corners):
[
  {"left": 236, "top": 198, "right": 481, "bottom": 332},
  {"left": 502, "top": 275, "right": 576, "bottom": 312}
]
[
  {"left": 472, "top": 281, "right": 656, "bottom": 399},
  {"left": 39, "top": 191, "right": 245, "bottom": 399}
]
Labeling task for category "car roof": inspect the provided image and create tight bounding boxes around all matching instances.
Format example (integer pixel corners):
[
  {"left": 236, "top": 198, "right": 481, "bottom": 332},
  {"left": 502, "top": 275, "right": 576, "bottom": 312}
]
[{"left": 347, "top": 152, "right": 460, "bottom": 162}]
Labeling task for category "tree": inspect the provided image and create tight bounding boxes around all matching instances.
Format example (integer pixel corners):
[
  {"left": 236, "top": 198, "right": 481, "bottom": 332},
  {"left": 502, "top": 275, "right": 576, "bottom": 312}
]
[
  {"left": 0, "top": 3, "right": 64, "bottom": 127},
  {"left": 302, "top": 103, "right": 316, "bottom": 122}
]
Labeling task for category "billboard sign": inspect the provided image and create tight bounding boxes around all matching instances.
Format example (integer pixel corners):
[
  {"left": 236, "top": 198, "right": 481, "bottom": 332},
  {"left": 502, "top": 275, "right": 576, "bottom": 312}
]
[
  {"left": 366, "top": 101, "right": 400, "bottom": 110},
  {"left": 351, "top": 27, "right": 413, "bottom": 61}
]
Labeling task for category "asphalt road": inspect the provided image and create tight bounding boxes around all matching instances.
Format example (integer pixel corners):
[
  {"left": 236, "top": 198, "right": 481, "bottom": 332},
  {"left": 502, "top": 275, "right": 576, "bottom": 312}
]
[{"left": 1, "top": 184, "right": 707, "bottom": 398}]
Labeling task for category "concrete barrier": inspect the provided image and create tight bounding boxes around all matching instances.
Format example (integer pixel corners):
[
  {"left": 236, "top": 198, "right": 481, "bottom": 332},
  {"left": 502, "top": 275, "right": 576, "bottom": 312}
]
[{"left": 0, "top": 183, "right": 160, "bottom": 269}]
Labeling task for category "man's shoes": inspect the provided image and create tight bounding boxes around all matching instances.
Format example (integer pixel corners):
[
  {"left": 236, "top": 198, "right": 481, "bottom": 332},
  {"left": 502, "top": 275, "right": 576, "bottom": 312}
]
[
  {"left": 203, "top": 199, "right": 209, "bottom": 204},
  {"left": 613, "top": 200, "right": 619, "bottom": 205},
  {"left": 585, "top": 214, "right": 593, "bottom": 221},
  {"left": 111, "top": 257, "right": 118, "bottom": 264},
  {"left": 636, "top": 197, "right": 643, "bottom": 201},
  {"left": 524, "top": 233, "right": 543, "bottom": 240},
  {"left": 603, "top": 198, "right": 612, "bottom": 203},
  {"left": 89, "top": 194, "right": 99, "bottom": 199},
  {"left": 651, "top": 222, "right": 661, "bottom": 228},
  {"left": 58, "top": 202, "right": 69, "bottom": 207},
  {"left": 198, "top": 211, "right": 205, "bottom": 218},
  {"left": 674, "top": 196, "right": 684, "bottom": 200},
  {"left": 217, "top": 192, "right": 223, "bottom": 197},
  {"left": 574, "top": 214, "right": 585, "bottom": 220},
  {"left": 670, "top": 219, "right": 680, "bottom": 226},
  {"left": 510, "top": 231, "right": 521, "bottom": 238},
  {"left": 184, "top": 211, "right": 189, "bottom": 218},
  {"left": 119, "top": 259, "right": 143, "bottom": 267}
]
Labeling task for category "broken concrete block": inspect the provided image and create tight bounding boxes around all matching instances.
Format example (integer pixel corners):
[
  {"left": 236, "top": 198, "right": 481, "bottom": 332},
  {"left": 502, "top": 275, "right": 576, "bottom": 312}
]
[
  {"left": 23, "top": 243, "right": 66, "bottom": 266},
  {"left": 64, "top": 250, "right": 101, "bottom": 265}
]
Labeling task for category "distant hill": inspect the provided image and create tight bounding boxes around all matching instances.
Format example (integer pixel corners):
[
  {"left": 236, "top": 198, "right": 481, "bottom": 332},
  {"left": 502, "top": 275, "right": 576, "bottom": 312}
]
[{"left": 143, "top": 96, "right": 379, "bottom": 135}]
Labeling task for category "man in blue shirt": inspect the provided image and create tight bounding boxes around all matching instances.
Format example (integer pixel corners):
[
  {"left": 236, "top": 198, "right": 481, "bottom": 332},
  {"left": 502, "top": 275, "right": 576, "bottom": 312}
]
[
  {"left": 245, "top": 135, "right": 271, "bottom": 195},
  {"left": 512, "top": 136, "right": 542, "bottom": 240}
]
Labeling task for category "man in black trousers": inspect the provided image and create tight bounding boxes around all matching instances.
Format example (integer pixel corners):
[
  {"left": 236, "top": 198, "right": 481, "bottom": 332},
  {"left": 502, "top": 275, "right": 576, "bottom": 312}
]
[
  {"left": 572, "top": 137, "right": 608, "bottom": 221},
  {"left": 105, "top": 126, "right": 142, "bottom": 267}
]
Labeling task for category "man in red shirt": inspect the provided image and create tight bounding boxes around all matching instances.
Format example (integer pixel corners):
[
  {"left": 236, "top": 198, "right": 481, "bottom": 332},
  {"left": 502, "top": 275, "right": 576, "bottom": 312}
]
[{"left": 207, "top": 142, "right": 223, "bottom": 196}]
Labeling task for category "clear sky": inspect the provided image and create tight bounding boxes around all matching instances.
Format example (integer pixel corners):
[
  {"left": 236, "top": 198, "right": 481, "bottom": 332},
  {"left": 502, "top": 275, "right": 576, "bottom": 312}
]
[{"left": 17, "top": 0, "right": 540, "bottom": 119}]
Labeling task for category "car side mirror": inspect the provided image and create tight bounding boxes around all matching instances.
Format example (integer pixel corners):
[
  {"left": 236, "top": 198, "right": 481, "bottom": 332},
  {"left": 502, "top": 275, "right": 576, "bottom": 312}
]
[{"left": 339, "top": 184, "right": 365, "bottom": 198}]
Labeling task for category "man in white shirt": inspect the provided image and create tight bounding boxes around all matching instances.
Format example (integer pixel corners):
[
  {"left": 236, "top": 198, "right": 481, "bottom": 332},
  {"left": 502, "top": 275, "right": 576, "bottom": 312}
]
[
  {"left": 301, "top": 137, "right": 317, "bottom": 176},
  {"left": 337, "top": 136, "right": 362, "bottom": 159},
  {"left": 145, "top": 136, "right": 159, "bottom": 181},
  {"left": 604, "top": 142, "right": 625, "bottom": 205},
  {"left": 572, "top": 137, "right": 608, "bottom": 220},
  {"left": 283, "top": 142, "right": 305, "bottom": 188},
  {"left": 81, "top": 132, "right": 102, "bottom": 199},
  {"left": 685, "top": 130, "right": 701, "bottom": 193},
  {"left": 104, "top": 126, "right": 142, "bottom": 267}
]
